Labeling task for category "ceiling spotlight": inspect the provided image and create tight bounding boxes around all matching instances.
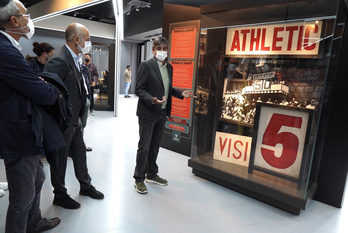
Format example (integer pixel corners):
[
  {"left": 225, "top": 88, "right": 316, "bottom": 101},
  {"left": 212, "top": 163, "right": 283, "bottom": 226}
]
[
  {"left": 126, "top": 11, "right": 130, "bottom": 15},
  {"left": 135, "top": 7, "right": 139, "bottom": 12}
]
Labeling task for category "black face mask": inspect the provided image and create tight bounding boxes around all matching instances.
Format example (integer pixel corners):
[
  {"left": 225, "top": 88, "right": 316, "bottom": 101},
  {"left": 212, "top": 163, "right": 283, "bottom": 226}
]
[{"left": 85, "top": 58, "right": 90, "bottom": 63}]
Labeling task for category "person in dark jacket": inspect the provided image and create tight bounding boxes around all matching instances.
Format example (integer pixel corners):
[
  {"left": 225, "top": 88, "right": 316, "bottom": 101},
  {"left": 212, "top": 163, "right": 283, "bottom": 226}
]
[
  {"left": 44, "top": 22, "right": 104, "bottom": 210},
  {"left": 39, "top": 71, "right": 72, "bottom": 170},
  {"left": 26, "top": 42, "right": 55, "bottom": 163},
  {"left": 80, "top": 64, "right": 93, "bottom": 152},
  {"left": 0, "top": 0, "right": 61, "bottom": 232},
  {"left": 133, "top": 37, "right": 195, "bottom": 194},
  {"left": 26, "top": 42, "right": 55, "bottom": 74},
  {"left": 84, "top": 53, "right": 98, "bottom": 112}
]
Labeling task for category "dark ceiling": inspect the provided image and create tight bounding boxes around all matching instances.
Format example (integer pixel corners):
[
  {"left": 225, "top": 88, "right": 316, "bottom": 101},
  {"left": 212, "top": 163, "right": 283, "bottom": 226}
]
[
  {"left": 20, "top": 0, "right": 227, "bottom": 41},
  {"left": 22, "top": 0, "right": 43, "bottom": 8},
  {"left": 21, "top": 0, "right": 227, "bottom": 25}
]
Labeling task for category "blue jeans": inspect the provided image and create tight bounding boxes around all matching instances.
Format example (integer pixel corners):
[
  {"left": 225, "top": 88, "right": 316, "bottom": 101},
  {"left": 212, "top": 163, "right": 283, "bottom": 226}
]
[{"left": 124, "top": 82, "right": 131, "bottom": 96}]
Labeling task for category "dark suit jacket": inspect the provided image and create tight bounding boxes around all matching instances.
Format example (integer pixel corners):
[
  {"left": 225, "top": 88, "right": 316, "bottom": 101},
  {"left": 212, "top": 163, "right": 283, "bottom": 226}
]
[
  {"left": 0, "top": 33, "right": 57, "bottom": 159},
  {"left": 44, "top": 45, "right": 87, "bottom": 126},
  {"left": 136, "top": 57, "right": 183, "bottom": 120},
  {"left": 81, "top": 64, "right": 91, "bottom": 100}
]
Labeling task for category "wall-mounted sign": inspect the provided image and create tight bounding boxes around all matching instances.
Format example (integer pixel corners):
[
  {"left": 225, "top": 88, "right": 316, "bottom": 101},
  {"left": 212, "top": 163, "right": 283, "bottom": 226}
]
[
  {"left": 167, "top": 21, "right": 200, "bottom": 139},
  {"left": 213, "top": 132, "right": 252, "bottom": 167},
  {"left": 171, "top": 60, "right": 194, "bottom": 89},
  {"left": 250, "top": 105, "right": 310, "bottom": 179},
  {"left": 225, "top": 21, "right": 322, "bottom": 55},
  {"left": 172, "top": 131, "right": 181, "bottom": 142},
  {"left": 171, "top": 26, "right": 197, "bottom": 58}
]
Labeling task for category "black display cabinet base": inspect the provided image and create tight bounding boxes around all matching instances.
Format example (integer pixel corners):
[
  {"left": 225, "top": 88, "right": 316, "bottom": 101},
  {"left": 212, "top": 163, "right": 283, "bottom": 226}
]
[{"left": 188, "top": 154, "right": 317, "bottom": 215}]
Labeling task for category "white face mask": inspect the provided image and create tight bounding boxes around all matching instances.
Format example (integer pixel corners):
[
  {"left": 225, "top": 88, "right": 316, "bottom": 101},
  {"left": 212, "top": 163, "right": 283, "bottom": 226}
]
[
  {"left": 78, "top": 39, "right": 92, "bottom": 54},
  {"left": 24, "top": 19, "right": 35, "bottom": 40},
  {"left": 155, "top": 51, "right": 167, "bottom": 61},
  {"left": 6, "top": 18, "right": 35, "bottom": 40}
]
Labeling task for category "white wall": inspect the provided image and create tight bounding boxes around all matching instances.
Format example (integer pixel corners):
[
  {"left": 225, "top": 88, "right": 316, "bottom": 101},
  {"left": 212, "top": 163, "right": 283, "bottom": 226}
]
[
  {"left": 34, "top": 15, "right": 116, "bottom": 39},
  {"left": 120, "top": 41, "right": 138, "bottom": 94}
]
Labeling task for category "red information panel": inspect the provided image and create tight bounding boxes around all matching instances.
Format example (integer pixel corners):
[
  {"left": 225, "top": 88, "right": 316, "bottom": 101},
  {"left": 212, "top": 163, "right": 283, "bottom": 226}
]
[
  {"left": 171, "top": 26, "right": 197, "bottom": 58},
  {"left": 253, "top": 106, "right": 309, "bottom": 179},
  {"left": 170, "top": 60, "right": 194, "bottom": 89},
  {"left": 168, "top": 117, "right": 187, "bottom": 125},
  {"left": 171, "top": 96, "right": 191, "bottom": 120}
]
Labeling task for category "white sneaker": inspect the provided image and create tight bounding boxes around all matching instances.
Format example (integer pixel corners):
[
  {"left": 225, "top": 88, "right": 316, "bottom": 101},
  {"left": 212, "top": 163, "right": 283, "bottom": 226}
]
[
  {"left": 0, "top": 182, "right": 8, "bottom": 190},
  {"left": 0, "top": 189, "right": 4, "bottom": 197}
]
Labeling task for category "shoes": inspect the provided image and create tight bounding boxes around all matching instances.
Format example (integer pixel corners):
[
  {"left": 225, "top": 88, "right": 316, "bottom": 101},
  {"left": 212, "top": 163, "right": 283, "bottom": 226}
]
[
  {"left": 146, "top": 175, "right": 168, "bottom": 186},
  {"left": 0, "top": 182, "right": 8, "bottom": 190},
  {"left": 80, "top": 186, "right": 104, "bottom": 199},
  {"left": 53, "top": 194, "right": 80, "bottom": 209},
  {"left": 124, "top": 95, "right": 131, "bottom": 98},
  {"left": 0, "top": 182, "right": 8, "bottom": 197},
  {"left": 86, "top": 147, "right": 92, "bottom": 152},
  {"left": 134, "top": 181, "right": 147, "bottom": 194},
  {"left": 26, "top": 217, "right": 61, "bottom": 233}
]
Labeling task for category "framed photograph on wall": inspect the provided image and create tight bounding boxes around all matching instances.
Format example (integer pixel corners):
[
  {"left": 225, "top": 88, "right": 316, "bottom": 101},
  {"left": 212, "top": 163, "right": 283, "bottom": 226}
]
[{"left": 248, "top": 103, "right": 314, "bottom": 188}]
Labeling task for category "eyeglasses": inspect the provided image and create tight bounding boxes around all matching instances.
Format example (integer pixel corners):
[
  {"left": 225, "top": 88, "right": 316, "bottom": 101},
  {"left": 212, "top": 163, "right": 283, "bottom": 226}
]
[{"left": 11, "top": 14, "right": 31, "bottom": 19}]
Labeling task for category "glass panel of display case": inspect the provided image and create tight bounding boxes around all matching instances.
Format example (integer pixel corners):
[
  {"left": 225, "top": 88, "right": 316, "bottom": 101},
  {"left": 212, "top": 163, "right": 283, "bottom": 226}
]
[{"left": 191, "top": 18, "right": 335, "bottom": 202}]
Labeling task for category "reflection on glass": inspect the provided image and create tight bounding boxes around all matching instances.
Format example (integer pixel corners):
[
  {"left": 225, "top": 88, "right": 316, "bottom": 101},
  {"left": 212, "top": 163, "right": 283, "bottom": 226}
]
[
  {"left": 92, "top": 46, "right": 109, "bottom": 110},
  {"left": 191, "top": 19, "right": 335, "bottom": 201}
]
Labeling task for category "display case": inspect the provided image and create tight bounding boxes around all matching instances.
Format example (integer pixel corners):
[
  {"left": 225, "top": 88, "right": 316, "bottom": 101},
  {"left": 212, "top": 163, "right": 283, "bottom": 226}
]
[{"left": 188, "top": 0, "right": 343, "bottom": 214}]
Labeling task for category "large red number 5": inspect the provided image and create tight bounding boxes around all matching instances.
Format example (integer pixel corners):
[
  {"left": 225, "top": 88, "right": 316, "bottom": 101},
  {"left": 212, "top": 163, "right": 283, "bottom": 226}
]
[{"left": 261, "top": 113, "right": 302, "bottom": 169}]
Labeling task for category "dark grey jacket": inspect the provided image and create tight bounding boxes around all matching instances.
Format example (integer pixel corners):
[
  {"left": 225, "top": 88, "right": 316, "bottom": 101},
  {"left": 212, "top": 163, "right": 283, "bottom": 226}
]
[{"left": 135, "top": 57, "right": 183, "bottom": 120}]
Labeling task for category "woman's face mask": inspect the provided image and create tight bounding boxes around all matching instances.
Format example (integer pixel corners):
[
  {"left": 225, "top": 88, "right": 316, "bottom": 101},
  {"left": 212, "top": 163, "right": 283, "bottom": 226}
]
[{"left": 44, "top": 50, "right": 55, "bottom": 61}]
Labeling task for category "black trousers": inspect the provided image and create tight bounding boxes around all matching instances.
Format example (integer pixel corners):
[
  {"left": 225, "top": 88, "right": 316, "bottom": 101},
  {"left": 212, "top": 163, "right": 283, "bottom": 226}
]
[
  {"left": 4, "top": 154, "right": 44, "bottom": 233},
  {"left": 134, "top": 110, "right": 167, "bottom": 182},
  {"left": 50, "top": 124, "right": 92, "bottom": 197},
  {"left": 90, "top": 86, "right": 95, "bottom": 111}
]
